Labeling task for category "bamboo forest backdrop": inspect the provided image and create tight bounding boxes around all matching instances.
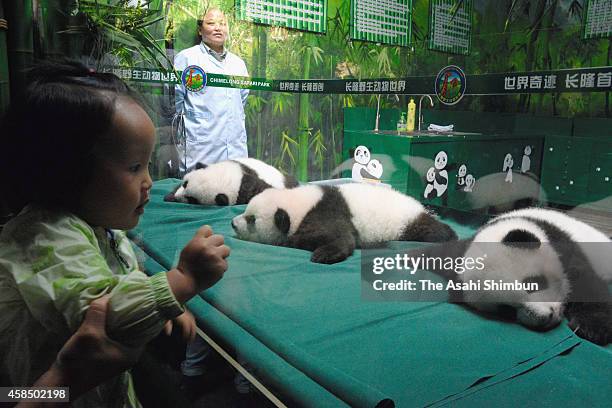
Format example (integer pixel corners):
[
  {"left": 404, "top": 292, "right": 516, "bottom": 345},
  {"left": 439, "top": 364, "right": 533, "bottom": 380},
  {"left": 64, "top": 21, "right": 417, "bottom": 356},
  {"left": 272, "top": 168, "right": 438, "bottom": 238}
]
[{"left": 1, "top": 0, "right": 611, "bottom": 181}]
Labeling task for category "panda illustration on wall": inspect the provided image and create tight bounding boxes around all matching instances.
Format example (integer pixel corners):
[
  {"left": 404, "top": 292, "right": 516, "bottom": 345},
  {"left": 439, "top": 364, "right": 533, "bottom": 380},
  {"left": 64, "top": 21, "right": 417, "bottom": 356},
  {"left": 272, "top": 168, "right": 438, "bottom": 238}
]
[
  {"left": 361, "top": 159, "right": 384, "bottom": 182},
  {"left": 165, "top": 158, "right": 298, "bottom": 206},
  {"left": 423, "top": 167, "right": 437, "bottom": 199},
  {"left": 457, "top": 164, "right": 467, "bottom": 187},
  {"left": 503, "top": 153, "right": 514, "bottom": 183},
  {"left": 434, "top": 151, "right": 449, "bottom": 195},
  {"left": 424, "top": 151, "right": 449, "bottom": 198},
  {"left": 352, "top": 145, "right": 371, "bottom": 181},
  {"left": 521, "top": 145, "right": 532, "bottom": 173},
  {"left": 464, "top": 174, "right": 475, "bottom": 192},
  {"left": 232, "top": 183, "right": 457, "bottom": 264},
  {"left": 411, "top": 208, "right": 612, "bottom": 345}
]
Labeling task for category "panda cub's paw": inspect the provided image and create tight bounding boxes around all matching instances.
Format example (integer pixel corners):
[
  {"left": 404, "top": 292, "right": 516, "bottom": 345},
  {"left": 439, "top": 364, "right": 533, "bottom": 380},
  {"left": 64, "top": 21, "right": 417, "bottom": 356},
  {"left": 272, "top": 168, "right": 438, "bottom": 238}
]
[
  {"left": 311, "top": 244, "right": 353, "bottom": 264},
  {"left": 567, "top": 302, "right": 612, "bottom": 345}
]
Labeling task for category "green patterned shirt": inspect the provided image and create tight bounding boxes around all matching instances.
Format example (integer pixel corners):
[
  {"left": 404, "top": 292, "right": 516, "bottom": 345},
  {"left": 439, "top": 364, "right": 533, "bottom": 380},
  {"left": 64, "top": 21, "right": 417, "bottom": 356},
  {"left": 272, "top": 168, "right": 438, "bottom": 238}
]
[{"left": 0, "top": 206, "right": 184, "bottom": 407}]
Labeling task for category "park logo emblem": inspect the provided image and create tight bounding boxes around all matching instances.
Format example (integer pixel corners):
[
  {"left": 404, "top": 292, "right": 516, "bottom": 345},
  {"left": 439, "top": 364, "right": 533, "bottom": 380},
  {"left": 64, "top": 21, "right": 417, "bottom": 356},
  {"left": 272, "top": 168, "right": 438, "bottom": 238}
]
[
  {"left": 182, "top": 65, "right": 207, "bottom": 92},
  {"left": 435, "top": 65, "right": 466, "bottom": 105}
]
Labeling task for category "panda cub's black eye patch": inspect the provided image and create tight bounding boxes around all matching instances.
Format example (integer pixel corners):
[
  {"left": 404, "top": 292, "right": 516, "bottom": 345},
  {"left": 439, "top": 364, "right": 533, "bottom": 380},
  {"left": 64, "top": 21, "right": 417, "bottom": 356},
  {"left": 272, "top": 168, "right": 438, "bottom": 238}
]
[
  {"left": 245, "top": 215, "right": 255, "bottom": 225},
  {"left": 502, "top": 229, "right": 541, "bottom": 249},
  {"left": 522, "top": 275, "right": 549, "bottom": 293},
  {"left": 215, "top": 193, "right": 229, "bottom": 206},
  {"left": 182, "top": 181, "right": 188, "bottom": 188}
]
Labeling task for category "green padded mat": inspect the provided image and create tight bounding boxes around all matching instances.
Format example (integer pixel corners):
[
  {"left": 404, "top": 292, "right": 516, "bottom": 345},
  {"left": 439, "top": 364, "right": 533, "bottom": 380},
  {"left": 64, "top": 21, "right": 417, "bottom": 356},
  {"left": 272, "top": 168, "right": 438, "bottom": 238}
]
[
  {"left": 134, "top": 245, "right": 349, "bottom": 408},
  {"left": 129, "top": 179, "right": 612, "bottom": 408}
]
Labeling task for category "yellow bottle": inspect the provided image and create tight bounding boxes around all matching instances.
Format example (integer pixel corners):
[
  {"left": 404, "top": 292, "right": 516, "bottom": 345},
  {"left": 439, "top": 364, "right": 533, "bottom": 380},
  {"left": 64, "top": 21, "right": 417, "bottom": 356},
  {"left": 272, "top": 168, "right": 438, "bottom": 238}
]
[{"left": 407, "top": 98, "right": 416, "bottom": 132}]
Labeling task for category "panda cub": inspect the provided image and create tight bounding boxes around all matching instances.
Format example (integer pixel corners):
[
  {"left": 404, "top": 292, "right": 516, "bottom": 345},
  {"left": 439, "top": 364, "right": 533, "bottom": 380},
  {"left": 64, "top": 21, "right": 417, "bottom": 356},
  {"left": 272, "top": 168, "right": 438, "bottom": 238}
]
[
  {"left": 166, "top": 158, "right": 298, "bottom": 206},
  {"left": 419, "top": 207, "right": 612, "bottom": 345},
  {"left": 231, "top": 183, "right": 457, "bottom": 264}
]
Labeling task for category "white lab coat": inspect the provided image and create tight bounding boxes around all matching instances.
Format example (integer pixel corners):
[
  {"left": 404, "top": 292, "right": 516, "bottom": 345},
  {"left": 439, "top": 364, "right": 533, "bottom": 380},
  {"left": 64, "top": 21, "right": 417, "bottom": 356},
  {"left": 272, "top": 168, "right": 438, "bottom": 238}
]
[{"left": 174, "top": 43, "right": 249, "bottom": 172}]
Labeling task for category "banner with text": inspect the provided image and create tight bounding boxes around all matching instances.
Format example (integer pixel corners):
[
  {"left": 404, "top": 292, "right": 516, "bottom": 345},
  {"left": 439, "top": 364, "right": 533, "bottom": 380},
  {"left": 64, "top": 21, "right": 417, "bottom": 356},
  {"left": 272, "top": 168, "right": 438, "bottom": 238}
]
[{"left": 104, "top": 66, "right": 612, "bottom": 95}]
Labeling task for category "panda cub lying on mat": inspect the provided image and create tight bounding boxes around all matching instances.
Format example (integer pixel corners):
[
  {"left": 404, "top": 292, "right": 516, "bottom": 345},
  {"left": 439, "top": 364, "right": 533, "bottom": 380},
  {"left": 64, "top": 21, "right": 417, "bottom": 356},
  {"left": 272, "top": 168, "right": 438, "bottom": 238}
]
[
  {"left": 418, "top": 208, "right": 612, "bottom": 345},
  {"left": 165, "top": 158, "right": 298, "bottom": 205},
  {"left": 231, "top": 183, "right": 457, "bottom": 264}
]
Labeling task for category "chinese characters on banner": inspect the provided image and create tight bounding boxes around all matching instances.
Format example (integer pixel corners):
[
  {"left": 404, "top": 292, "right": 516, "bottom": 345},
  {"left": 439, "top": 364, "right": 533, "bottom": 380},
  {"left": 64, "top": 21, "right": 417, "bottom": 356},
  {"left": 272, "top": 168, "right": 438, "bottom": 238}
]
[
  {"left": 103, "top": 65, "right": 612, "bottom": 94},
  {"left": 503, "top": 70, "right": 612, "bottom": 92},
  {"left": 344, "top": 79, "right": 407, "bottom": 93},
  {"left": 279, "top": 81, "right": 325, "bottom": 92},
  {"left": 103, "top": 67, "right": 179, "bottom": 83}
]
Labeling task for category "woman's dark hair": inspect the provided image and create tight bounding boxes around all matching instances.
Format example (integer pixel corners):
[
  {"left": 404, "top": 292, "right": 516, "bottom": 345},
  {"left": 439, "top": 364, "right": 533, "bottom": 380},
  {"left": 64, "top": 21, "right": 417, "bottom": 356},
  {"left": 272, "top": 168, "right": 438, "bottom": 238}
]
[{"left": 0, "top": 59, "right": 142, "bottom": 213}]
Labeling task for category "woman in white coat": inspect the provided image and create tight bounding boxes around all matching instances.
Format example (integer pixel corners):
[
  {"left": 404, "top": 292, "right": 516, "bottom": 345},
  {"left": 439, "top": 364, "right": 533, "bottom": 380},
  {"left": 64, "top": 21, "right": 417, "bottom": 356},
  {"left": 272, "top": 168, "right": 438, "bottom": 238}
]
[{"left": 174, "top": 8, "right": 249, "bottom": 173}]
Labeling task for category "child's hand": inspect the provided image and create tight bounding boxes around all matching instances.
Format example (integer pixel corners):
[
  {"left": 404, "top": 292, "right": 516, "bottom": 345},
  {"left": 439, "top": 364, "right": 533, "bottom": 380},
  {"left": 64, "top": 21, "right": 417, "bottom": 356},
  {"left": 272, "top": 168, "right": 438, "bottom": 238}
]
[
  {"left": 178, "top": 225, "right": 230, "bottom": 291},
  {"left": 163, "top": 311, "right": 197, "bottom": 343},
  {"left": 36, "top": 296, "right": 145, "bottom": 398}
]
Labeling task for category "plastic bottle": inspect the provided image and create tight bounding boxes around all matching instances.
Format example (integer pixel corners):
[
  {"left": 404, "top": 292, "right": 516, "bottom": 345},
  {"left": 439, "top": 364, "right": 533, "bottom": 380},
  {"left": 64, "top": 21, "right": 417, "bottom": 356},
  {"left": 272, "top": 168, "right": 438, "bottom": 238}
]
[
  {"left": 397, "top": 113, "right": 406, "bottom": 134},
  {"left": 407, "top": 98, "right": 416, "bottom": 132}
]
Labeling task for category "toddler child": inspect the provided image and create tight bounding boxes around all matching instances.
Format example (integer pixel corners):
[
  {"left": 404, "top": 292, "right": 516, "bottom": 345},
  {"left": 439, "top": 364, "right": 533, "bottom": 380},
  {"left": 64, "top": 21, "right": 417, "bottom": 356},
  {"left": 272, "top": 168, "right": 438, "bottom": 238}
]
[{"left": 0, "top": 60, "right": 229, "bottom": 407}]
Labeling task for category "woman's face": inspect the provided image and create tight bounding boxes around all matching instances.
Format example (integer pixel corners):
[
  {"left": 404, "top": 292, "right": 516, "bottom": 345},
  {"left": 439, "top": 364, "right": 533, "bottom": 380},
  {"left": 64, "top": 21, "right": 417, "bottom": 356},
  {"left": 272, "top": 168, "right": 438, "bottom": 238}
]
[{"left": 199, "top": 9, "right": 228, "bottom": 52}]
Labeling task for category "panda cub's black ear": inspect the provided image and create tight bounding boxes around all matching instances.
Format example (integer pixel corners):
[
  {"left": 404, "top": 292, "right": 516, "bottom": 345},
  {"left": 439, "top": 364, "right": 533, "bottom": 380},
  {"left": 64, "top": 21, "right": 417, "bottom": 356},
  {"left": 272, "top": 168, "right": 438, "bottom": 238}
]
[
  {"left": 274, "top": 209, "right": 290, "bottom": 235},
  {"left": 502, "top": 229, "right": 541, "bottom": 249},
  {"left": 195, "top": 162, "right": 208, "bottom": 170}
]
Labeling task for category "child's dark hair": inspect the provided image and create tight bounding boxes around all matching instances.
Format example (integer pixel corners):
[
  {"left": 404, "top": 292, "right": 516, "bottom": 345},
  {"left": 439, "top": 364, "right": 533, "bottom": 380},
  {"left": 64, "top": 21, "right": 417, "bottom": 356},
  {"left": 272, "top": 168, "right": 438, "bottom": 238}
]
[{"left": 0, "top": 60, "right": 143, "bottom": 213}]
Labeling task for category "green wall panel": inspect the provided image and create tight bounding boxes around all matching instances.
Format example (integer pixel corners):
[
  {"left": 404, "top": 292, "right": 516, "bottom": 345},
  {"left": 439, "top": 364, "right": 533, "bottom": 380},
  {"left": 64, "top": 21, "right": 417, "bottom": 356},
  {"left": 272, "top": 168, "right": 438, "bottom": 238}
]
[
  {"left": 343, "top": 118, "right": 544, "bottom": 215},
  {"left": 573, "top": 117, "right": 612, "bottom": 138}
]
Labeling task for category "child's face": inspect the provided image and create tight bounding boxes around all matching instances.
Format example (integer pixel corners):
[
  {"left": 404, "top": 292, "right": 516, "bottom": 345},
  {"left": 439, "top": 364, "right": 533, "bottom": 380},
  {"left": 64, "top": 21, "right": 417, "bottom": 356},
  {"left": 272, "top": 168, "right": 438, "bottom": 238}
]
[{"left": 77, "top": 97, "right": 154, "bottom": 230}]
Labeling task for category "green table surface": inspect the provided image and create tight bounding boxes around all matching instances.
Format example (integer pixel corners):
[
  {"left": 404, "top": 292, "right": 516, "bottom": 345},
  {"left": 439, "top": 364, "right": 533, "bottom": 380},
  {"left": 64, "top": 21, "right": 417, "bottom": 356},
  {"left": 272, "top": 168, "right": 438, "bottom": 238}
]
[{"left": 129, "top": 179, "right": 612, "bottom": 408}]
